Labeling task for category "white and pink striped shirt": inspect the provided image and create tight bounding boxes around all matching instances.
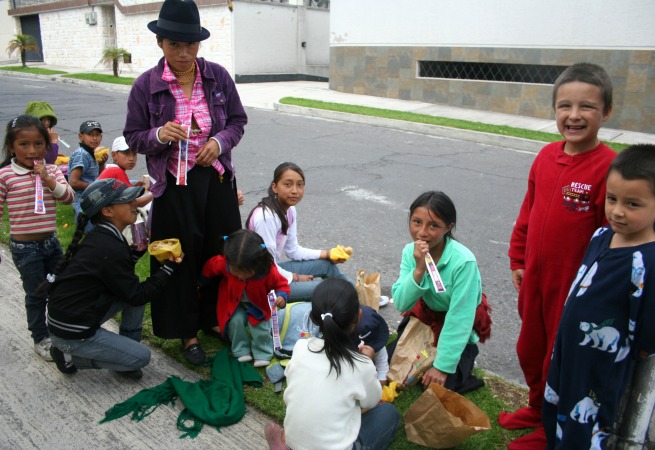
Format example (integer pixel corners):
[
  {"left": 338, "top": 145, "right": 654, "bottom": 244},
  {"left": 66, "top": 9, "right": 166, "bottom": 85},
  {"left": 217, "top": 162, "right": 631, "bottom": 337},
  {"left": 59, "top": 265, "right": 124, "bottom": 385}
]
[{"left": 0, "top": 160, "right": 74, "bottom": 235}]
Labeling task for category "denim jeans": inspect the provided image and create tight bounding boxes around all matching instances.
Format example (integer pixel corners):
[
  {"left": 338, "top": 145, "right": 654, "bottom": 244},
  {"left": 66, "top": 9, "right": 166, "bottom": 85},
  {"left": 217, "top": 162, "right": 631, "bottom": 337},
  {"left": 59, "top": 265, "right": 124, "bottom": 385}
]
[
  {"left": 353, "top": 402, "right": 401, "bottom": 450},
  {"left": 280, "top": 259, "right": 354, "bottom": 301},
  {"left": 10, "top": 234, "right": 63, "bottom": 343},
  {"left": 50, "top": 300, "right": 149, "bottom": 371}
]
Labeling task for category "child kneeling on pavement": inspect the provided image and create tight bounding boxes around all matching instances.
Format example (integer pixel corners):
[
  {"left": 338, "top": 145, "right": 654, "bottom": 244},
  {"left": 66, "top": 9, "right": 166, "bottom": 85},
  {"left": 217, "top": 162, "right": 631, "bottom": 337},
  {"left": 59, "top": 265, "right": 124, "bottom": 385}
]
[{"left": 45, "top": 178, "right": 183, "bottom": 378}]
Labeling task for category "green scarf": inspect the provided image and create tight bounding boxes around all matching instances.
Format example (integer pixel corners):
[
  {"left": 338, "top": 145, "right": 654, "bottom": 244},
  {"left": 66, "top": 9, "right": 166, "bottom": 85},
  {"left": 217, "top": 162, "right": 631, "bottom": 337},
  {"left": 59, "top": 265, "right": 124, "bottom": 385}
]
[{"left": 100, "top": 349, "right": 262, "bottom": 439}]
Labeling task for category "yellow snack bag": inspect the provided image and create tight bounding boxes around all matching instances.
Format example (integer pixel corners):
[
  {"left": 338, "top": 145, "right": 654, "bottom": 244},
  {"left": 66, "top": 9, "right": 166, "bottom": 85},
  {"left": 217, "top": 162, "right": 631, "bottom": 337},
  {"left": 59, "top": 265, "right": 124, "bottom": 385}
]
[
  {"left": 329, "top": 245, "right": 353, "bottom": 262},
  {"left": 148, "top": 238, "right": 183, "bottom": 264},
  {"left": 94, "top": 147, "right": 110, "bottom": 163}
]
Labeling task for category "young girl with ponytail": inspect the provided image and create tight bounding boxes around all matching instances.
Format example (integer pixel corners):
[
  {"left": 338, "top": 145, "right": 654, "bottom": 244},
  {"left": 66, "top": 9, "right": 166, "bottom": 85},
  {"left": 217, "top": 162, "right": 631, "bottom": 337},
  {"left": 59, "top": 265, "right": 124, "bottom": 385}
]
[{"left": 264, "top": 278, "right": 400, "bottom": 450}]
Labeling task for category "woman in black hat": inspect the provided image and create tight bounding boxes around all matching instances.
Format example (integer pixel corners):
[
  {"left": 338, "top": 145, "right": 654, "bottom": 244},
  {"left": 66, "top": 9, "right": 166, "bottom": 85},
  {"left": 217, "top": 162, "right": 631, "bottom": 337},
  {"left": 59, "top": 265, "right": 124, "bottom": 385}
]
[{"left": 124, "top": 0, "right": 247, "bottom": 365}]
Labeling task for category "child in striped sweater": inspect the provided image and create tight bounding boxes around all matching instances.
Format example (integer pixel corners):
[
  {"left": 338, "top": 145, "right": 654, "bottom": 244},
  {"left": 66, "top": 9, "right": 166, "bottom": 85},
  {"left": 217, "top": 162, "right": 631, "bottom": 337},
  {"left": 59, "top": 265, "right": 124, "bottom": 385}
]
[{"left": 0, "top": 115, "right": 74, "bottom": 362}]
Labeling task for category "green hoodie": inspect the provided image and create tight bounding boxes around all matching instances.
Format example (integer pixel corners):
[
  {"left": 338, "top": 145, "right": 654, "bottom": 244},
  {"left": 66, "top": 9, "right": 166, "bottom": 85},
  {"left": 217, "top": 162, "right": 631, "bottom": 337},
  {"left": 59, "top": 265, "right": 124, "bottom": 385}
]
[{"left": 24, "top": 101, "right": 58, "bottom": 127}]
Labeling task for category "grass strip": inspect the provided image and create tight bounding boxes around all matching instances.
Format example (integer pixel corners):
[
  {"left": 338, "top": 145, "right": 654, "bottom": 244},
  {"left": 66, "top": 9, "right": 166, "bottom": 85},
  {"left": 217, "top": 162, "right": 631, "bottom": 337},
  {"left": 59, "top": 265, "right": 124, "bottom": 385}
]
[
  {"left": 0, "top": 66, "right": 67, "bottom": 75},
  {"left": 62, "top": 73, "right": 135, "bottom": 85},
  {"left": 279, "top": 97, "right": 630, "bottom": 153}
]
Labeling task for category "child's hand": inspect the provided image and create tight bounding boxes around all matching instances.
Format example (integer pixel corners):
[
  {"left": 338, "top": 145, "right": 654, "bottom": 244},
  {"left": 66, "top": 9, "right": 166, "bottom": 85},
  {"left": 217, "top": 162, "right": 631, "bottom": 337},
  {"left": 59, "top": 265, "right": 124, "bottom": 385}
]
[
  {"left": 359, "top": 344, "right": 375, "bottom": 359},
  {"left": 237, "top": 189, "right": 245, "bottom": 206},
  {"left": 295, "top": 274, "right": 314, "bottom": 282},
  {"left": 274, "top": 296, "right": 286, "bottom": 309},
  {"left": 413, "top": 240, "right": 430, "bottom": 263},
  {"left": 47, "top": 128, "right": 58, "bottom": 144},
  {"left": 33, "top": 161, "right": 49, "bottom": 180},
  {"left": 421, "top": 367, "right": 447, "bottom": 387},
  {"left": 511, "top": 269, "right": 524, "bottom": 293},
  {"left": 167, "top": 251, "right": 185, "bottom": 264}
]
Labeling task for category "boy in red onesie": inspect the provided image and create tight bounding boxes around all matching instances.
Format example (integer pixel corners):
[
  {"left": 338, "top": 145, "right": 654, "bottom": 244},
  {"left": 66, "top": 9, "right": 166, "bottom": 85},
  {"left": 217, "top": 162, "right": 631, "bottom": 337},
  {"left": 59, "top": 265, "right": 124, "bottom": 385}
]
[{"left": 500, "top": 63, "right": 616, "bottom": 449}]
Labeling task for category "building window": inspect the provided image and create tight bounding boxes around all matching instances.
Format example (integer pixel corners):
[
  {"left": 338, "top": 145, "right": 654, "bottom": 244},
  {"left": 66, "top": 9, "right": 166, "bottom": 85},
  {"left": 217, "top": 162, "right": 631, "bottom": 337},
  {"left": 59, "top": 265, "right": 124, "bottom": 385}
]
[{"left": 418, "top": 61, "right": 567, "bottom": 84}]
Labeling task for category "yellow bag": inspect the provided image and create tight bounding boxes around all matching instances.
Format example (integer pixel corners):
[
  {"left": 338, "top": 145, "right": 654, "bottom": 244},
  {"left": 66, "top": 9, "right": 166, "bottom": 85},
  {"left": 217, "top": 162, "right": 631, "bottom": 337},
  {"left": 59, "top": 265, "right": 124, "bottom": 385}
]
[
  {"left": 404, "top": 383, "right": 491, "bottom": 448},
  {"left": 387, "top": 316, "right": 436, "bottom": 386},
  {"left": 148, "top": 238, "right": 182, "bottom": 264},
  {"left": 355, "top": 269, "right": 381, "bottom": 312}
]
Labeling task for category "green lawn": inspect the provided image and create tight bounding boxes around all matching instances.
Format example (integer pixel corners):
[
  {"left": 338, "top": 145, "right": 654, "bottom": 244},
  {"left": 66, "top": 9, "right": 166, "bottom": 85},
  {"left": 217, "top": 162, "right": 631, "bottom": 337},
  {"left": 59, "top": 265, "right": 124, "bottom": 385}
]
[
  {"left": 62, "top": 73, "right": 135, "bottom": 85},
  {"left": 0, "top": 66, "right": 67, "bottom": 75}
]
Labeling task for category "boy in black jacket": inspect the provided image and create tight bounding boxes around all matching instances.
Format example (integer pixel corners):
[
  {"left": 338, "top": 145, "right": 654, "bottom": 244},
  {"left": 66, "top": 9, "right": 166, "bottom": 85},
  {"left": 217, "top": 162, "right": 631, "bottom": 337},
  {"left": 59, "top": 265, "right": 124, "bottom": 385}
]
[{"left": 46, "top": 178, "right": 183, "bottom": 378}]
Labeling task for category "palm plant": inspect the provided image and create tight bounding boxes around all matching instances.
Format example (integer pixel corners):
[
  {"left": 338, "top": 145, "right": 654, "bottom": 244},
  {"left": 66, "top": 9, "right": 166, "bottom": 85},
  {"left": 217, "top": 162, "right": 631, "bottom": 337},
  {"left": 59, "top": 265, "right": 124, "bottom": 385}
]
[
  {"left": 7, "top": 34, "right": 40, "bottom": 68},
  {"left": 99, "top": 47, "right": 131, "bottom": 77}
]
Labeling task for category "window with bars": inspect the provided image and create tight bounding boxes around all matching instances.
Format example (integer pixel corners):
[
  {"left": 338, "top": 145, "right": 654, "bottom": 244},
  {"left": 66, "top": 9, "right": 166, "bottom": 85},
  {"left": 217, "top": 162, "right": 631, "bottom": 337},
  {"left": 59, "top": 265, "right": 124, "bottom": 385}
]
[{"left": 418, "top": 61, "right": 567, "bottom": 84}]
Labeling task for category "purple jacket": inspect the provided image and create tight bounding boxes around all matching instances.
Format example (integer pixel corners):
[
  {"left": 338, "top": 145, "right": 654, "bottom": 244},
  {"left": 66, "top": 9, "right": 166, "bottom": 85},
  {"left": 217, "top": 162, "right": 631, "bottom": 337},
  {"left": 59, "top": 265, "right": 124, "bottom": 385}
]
[{"left": 124, "top": 57, "right": 247, "bottom": 197}]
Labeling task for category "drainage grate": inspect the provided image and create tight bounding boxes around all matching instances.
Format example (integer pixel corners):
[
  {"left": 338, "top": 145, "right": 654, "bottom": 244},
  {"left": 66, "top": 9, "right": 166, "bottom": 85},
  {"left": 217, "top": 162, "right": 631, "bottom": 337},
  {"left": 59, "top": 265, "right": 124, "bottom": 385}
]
[{"left": 418, "top": 61, "right": 568, "bottom": 84}]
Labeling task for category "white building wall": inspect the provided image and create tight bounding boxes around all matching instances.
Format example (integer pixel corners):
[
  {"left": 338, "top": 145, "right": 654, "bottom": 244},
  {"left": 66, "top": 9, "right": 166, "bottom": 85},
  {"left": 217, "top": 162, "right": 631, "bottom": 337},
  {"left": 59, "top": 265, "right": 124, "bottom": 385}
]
[
  {"left": 115, "top": 4, "right": 234, "bottom": 76},
  {"left": 305, "top": 7, "right": 328, "bottom": 66},
  {"left": 330, "top": 0, "right": 655, "bottom": 49},
  {"left": 234, "top": 2, "right": 298, "bottom": 74},
  {"left": 41, "top": 6, "right": 115, "bottom": 70},
  {"left": 0, "top": 0, "right": 19, "bottom": 64}
]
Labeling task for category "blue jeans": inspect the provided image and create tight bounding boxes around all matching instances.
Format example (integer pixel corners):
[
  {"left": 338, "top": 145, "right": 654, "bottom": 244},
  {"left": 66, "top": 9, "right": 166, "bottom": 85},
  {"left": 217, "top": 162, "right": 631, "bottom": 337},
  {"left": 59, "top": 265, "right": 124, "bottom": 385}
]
[
  {"left": 50, "top": 301, "right": 149, "bottom": 371},
  {"left": 10, "top": 234, "right": 63, "bottom": 343},
  {"left": 353, "top": 402, "right": 401, "bottom": 450},
  {"left": 280, "top": 260, "right": 354, "bottom": 301}
]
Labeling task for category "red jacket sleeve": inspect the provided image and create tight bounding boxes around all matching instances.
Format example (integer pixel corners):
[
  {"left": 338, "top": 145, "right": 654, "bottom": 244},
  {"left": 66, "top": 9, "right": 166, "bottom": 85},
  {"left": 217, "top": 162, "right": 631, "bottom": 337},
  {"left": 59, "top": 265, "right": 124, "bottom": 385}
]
[{"left": 508, "top": 159, "right": 537, "bottom": 270}]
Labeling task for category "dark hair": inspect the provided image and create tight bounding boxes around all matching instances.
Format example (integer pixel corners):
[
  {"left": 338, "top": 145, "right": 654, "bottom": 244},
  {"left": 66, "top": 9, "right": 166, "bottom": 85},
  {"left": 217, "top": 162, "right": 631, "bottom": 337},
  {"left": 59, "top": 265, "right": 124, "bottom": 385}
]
[
  {"left": 246, "top": 162, "right": 305, "bottom": 235},
  {"left": 1, "top": 115, "right": 51, "bottom": 168},
  {"left": 34, "top": 214, "right": 91, "bottom": 297},
  {"left": 309, "top": 278, "right": 365, "bottom": 377},
  {"left": 409, "top": 191, "right": 457, "bottom": 240},
  {"left": 223, "top": 229, "right": 274, "bottom": 276},
  {"left": 552, "top": 63, "right": 613, "bottom": 115},
  {"left": 608, "top": 144, "right": 655, "bottom": 195}
]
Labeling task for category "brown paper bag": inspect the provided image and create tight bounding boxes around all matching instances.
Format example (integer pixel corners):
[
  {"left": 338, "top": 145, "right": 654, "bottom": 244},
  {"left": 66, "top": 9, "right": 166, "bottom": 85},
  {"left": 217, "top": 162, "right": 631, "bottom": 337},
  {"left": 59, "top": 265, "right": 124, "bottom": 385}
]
[
  {"left": 387, "top": 316, "right": 436, "bottom": 386},
  {"left": 355, "top": 269, "right": 381, "bottom": 312},
  {"left": 404, "top": 383, "right": 491, "bottom": 448}
]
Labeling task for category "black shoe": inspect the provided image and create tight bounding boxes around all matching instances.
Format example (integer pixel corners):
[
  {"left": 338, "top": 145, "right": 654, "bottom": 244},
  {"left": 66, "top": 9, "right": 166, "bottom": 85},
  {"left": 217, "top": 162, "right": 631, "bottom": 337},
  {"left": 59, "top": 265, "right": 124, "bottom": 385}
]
[
  {"left": 50, "top": 346, "right": 77, "bottom": 374},
  {"left": 182, "top": 341, "right": 206, "bottom": 365},
  {"left": 114, "top": 369, "right": 143, "bottom": 380}
]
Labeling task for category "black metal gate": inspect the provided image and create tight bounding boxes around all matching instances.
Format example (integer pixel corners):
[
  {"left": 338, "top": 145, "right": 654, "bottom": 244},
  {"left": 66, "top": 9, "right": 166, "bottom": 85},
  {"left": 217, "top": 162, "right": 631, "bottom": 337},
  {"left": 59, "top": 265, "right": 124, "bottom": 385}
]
[{"left": 19, "top": 15, "right": 44, "bottom": 62}]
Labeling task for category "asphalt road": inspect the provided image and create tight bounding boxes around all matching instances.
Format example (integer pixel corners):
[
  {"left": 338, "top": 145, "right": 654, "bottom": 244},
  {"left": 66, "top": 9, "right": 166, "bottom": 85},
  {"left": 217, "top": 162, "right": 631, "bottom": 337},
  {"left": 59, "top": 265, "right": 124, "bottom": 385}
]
[{"left": 1, "top": 73, "right": 535, "bottom": 385}]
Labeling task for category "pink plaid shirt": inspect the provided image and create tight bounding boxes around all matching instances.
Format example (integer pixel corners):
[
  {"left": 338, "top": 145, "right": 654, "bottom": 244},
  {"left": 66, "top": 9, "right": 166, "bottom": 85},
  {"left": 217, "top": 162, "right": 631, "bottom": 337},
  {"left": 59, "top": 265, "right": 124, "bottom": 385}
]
[{"left": 162, "top": 60, "right": 225, "bottom": 180}]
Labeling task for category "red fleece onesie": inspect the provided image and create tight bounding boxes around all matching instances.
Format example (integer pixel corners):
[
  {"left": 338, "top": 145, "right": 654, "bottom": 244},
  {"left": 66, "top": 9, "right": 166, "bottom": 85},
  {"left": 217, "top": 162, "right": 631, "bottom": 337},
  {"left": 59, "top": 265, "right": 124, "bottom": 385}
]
[{"left": 507, "top": 141, "right": 615, "bottom": 423}]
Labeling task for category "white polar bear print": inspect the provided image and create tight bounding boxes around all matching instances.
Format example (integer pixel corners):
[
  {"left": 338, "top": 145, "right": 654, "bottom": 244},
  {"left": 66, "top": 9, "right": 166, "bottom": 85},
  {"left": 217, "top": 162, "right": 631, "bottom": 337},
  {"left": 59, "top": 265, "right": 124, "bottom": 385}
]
[
  {"left": 579, "top": 322, "right": 620, "bottom": 352},
  {"left": 568, "top": 264, "right": 587, "bottom": 299},
  {"left": 570, "top": 396, "right": 599, "bottom": 424},
  {"left": 576, "top": 262, "right": 598, "bottom": 297},
  {"left": 614, "top": 337, "right": 631, "bottom": 363},
  {"left": 632, "top": 251, "right": 645, "bottom": 298},
  {"left": 544, "top": 382, "right": 560, "bottom": 405}
]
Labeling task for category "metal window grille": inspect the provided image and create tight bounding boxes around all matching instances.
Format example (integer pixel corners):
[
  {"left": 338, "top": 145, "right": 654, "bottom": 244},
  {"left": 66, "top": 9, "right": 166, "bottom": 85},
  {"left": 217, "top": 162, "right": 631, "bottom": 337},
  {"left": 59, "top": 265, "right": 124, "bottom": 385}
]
[{"left": 418, "top": 61, "right": 568, "bottom": 85}]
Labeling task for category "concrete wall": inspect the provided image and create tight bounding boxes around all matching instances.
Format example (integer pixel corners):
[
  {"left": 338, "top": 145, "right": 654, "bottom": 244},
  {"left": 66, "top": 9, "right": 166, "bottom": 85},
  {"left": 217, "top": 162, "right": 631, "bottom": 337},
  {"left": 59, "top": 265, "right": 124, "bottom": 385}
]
[
  {"left": 329, "top": 0, "right": 655, "bottom": 133},
  {"left": 0, "top": 0, "right": 19, "bottom": 64},
  {"left": 233, "top": 0, "right": 329, "bottom": 78}
]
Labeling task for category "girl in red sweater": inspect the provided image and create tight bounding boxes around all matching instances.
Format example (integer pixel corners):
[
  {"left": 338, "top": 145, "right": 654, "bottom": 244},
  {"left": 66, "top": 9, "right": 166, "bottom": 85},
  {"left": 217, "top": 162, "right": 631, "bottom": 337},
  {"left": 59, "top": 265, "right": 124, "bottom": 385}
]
[{"left": 201, "top": 229, "right": 289, "bottom": 367}]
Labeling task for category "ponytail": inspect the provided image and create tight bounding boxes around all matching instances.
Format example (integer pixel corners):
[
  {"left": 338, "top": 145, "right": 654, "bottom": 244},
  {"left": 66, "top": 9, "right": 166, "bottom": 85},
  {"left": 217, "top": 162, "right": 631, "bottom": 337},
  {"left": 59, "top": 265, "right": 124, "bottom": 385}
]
[{"left": 309, "top": 278, "right": 364, "bottom": 377}]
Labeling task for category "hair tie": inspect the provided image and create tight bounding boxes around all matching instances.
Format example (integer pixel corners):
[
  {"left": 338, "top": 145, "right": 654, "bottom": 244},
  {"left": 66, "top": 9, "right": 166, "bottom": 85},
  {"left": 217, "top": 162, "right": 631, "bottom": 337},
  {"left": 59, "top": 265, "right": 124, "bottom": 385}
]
[
  {"left": 260, "top": 243, "right": 266, "bottom": 249},
  {"left": 46, "top": 273, "right": 56, "bottom": 283},
  {"left": 11, "top": 117, "right": 18, "bottom": 128},
  {"left": 223, "top": 235, "right": 228, "bottom": 241},
  {"left": 321, "top": 312, "right": 333, "bottom": 321}
]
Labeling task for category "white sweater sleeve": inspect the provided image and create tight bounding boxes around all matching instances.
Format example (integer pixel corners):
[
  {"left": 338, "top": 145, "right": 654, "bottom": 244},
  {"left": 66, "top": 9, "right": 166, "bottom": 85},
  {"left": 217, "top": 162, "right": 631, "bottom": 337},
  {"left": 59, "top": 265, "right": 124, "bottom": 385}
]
[
  {"left": 284, "top": 206, "right": 322, "bottom": 261},
  {"left": 248, "top": 206, "right": 293, "bottom": 282}
]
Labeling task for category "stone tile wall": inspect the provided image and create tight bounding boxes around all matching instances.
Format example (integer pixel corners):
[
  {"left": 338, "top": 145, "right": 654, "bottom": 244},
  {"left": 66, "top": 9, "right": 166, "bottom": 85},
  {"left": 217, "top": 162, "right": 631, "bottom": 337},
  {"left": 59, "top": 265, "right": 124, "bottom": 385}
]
[{"left": 330, "top": 46, "right": 655, "bottom": 134}]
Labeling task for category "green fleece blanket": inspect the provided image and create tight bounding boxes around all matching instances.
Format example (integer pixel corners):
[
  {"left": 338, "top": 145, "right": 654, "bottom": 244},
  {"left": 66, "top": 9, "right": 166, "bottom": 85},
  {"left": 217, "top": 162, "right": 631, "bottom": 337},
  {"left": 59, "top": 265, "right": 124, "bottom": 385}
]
[{"left": 100, "top": 348, "right": 262, "bottom": 438}]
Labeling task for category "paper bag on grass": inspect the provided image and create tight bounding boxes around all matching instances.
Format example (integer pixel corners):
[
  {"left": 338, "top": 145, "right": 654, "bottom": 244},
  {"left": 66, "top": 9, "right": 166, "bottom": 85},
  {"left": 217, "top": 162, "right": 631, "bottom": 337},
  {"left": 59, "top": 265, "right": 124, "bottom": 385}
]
[
  {"left": 404, "top": 383, "right": 491, "bottom": 448},
  {"left": 387, "top": 316, "right": 436, "bottom": 386},
  {"left": 355, "top": 269, "right": 381, "bottom": 311}
]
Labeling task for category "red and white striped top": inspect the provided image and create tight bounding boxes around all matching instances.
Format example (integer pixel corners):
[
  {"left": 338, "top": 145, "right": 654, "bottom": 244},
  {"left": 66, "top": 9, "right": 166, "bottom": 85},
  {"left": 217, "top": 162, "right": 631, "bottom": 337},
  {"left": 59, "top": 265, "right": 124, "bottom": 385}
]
[{"left": 0, "top": 160, "right": 74, "bottom": 235}]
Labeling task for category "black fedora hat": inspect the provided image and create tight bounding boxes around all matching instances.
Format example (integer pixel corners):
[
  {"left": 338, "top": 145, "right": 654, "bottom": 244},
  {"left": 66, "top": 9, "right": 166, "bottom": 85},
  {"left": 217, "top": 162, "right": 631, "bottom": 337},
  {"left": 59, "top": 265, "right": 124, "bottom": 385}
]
[{"left": 147, "top": 0, "right": 210, "bottom": 42}]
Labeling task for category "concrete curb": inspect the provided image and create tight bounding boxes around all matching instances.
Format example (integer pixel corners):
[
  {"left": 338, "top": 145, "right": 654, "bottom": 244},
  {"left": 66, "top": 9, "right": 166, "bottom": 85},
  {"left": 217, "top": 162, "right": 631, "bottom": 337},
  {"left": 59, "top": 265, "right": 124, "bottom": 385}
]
[{"left": 275, "top": 103, "right": 546, "bottom": 153}]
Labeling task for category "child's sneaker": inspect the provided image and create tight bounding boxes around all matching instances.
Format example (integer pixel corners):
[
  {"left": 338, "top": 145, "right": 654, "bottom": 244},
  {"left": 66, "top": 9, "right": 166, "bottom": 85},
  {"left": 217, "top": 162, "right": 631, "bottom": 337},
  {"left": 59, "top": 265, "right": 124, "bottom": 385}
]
[
  {"left": 379, "top": 296, "right": 390, "bottom": 307},
  {"left": 254, "top": 359, "right": 271, "bottom": 368},
  {"left": 237, "top": 354, "right": 253, "bottom": 362},
  {"left": 50, "top": 346, "right": 77, "bottom": 374},
  {"left": 34, "top": 337, "right": 54, "bottom": 361}
]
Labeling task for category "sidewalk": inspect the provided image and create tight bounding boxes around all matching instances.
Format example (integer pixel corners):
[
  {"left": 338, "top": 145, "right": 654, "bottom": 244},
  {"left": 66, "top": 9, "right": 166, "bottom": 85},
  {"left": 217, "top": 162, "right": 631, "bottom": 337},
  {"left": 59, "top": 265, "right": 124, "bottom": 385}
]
[
  {"left": 7, "top": 63, "right": 655, "bottom": 151},
  {"left": 0, "top": 249, "right": 270, "bottom": 449}
]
